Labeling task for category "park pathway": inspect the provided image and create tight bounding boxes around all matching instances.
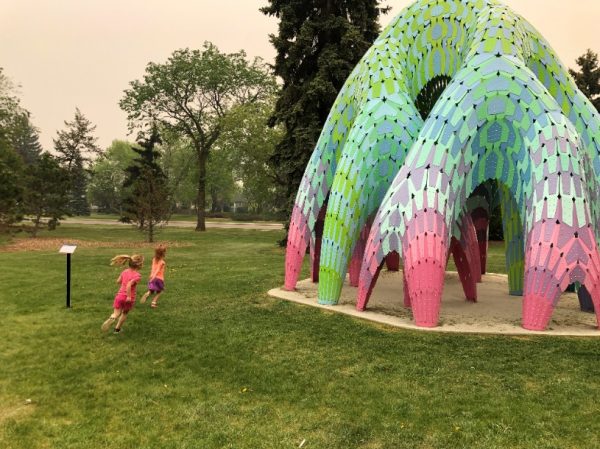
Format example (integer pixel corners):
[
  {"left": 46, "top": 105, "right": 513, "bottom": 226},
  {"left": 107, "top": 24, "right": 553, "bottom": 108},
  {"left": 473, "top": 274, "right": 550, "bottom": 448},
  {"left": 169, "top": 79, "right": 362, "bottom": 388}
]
[{"left": 64, "top": 218, "right": 284, "bottom": 231}]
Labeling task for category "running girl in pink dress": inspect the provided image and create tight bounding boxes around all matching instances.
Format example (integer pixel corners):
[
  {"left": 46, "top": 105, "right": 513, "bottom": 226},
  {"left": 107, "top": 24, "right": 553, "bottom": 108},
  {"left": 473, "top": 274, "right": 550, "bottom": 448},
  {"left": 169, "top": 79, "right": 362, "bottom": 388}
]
[
  {"left": 101, "top": 254, "right": 144, "bottom": 333},
  {"left": 141, "top": 245, "right": 166, "bottom": 308}
]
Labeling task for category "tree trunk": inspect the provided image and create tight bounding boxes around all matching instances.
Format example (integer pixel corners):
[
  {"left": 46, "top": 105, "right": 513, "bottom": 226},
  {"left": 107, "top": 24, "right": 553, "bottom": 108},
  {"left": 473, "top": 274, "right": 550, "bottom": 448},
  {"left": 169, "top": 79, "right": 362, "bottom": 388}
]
[
  {"left": 195, "top": 150, "right": 208, "bottom": 231},
  {"left": 32, "top": 213, "right": 42, "bottom": 238},
  {"left": 148, "top": 220, "right": 154, "bottom": 243}
]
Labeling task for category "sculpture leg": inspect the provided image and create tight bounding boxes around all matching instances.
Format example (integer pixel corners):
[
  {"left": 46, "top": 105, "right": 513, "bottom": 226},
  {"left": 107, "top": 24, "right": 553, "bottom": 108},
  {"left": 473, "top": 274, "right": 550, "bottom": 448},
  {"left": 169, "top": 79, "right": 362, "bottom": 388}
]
[
  {"left": 500, "top": 184, "right": 524, "bottom": 295},
  {"left": 402, "top": 212, "right": 448, "bottom": 327},
  {"left": 385, "top": 251, "right": 400, "bottom": 272},
  {"left": 450, "top": 237, "right": 477, "bottom": 302},
  {"left": 311, "top": 217, "right": 324, "bottom": 283},
  {"left": 472, "top": 208, "right": 489, "bottom": 275},
  {"left": 522, "top": 274, "right": 561, "bottom": 331},
  {"left": 349, "top": 223, "right": 371, "bottom": 287},
  {"left": 582, "top": 248, "right": 600, "bottom": 328},
  {"left": 577, "top": 285, "right": 595, "bottom": 313},
  {"left": 284, "top": 206, "right": 310, "bottom": 290},
  {"left": 591, "top": 285, "right": 600, "bottom": 329},
  {"left": 462, "top": 214, "right": 482, "bottom": 283},
  {"left": 521, "top": 221, "right": 593, "bottom": 331},
  {"left": 403, "top": 269, "right": 411, "bottom": 308},
  {"left": 356, "top": 259, "right": 383, "bottom": 311}
]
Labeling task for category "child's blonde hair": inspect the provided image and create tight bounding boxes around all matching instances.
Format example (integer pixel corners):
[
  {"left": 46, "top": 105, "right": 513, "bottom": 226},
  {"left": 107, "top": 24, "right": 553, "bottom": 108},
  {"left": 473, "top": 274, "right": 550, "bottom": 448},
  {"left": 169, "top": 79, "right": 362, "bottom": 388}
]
[
  {"left": 111, "top": 254, "right": 144, "bottom": 269},
  {"left": 154, "top": 244, "right": 167, "bottom": 261}
]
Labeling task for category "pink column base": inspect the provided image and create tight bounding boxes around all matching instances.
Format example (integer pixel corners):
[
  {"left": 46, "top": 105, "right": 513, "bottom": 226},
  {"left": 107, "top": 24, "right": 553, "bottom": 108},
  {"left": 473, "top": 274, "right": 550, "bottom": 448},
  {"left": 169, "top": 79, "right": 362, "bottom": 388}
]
[
  {"left": 284, "top": 206, "right": 311, "bottom": 291},
  {"left": 403, "top": 270, "right": 411, "bottom": 308},
  {"left": 405, "top": 256, "right": 445, "bottom": 327},
  {"left": 284, "top": 242, "right": 305, "bottom": 291},
  {"left": 522, "top": 294, "right": 555, "bottom": 331}
]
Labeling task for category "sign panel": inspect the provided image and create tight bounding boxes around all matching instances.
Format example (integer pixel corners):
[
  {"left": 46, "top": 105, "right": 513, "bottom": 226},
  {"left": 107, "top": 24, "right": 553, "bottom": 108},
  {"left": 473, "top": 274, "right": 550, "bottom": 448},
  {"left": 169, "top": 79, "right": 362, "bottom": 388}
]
[{"left": 59, "top": 245, "right": 77, "bottom": 254}]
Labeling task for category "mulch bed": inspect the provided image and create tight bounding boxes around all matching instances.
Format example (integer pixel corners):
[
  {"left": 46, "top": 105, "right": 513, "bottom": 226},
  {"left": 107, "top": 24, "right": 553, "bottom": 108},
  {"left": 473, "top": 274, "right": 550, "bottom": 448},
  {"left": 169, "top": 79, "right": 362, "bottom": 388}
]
[{"left": 0, "top": 238, "right": 189, "bottom": 253}]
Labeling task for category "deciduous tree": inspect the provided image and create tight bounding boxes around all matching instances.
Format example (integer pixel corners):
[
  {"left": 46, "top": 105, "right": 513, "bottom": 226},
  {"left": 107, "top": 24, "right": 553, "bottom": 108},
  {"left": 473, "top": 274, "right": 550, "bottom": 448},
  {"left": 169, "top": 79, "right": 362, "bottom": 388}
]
[
  {"left": 88, "top": 140, "right": 138, "bottom": 213},
  {"left": 218, "top": 100, "right": 282, "bottom": 213},
  {"left": 120, "top": 43, "right": 276, "bottom": 231}
]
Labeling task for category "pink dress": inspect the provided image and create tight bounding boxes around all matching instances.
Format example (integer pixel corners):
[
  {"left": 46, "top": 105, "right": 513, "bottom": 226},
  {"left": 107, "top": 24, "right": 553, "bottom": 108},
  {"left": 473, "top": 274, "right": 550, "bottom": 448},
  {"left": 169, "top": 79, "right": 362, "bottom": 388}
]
[{"left": 113, "top": 269, "right": 142, "bottom": 311}]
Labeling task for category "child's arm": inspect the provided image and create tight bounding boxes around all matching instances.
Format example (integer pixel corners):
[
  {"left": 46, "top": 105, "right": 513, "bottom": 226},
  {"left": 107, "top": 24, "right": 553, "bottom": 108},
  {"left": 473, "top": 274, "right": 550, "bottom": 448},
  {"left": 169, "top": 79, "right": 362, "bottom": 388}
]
[
  {"left": 125, "top": 280, "right": 135, "bottom": 302},
  {"left": 116, "top": 273, "right": 122, "bottom": 284}
]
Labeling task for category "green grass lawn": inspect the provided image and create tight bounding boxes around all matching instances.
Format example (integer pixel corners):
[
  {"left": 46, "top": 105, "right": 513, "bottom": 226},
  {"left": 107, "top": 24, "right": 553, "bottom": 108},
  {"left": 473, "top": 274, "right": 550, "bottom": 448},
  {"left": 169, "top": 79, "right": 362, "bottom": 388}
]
[{"left": 1, "top": 226, "right": 599, "bottom": 449}]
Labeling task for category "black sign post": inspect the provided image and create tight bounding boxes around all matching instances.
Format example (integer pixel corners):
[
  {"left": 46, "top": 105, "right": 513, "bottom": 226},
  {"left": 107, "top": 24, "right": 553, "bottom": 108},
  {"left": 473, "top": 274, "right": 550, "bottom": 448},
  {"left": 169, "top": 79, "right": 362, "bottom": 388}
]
[{"left": 59, "top": 245, "right": 77, "bottom": 308}]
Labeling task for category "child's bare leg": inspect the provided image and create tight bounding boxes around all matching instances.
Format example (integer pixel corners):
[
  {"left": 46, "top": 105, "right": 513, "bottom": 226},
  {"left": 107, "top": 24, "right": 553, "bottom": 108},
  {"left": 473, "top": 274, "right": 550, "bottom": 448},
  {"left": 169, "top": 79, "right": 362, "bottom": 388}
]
[
  {"left": 151, "top": 292, "right": 162, "bottom": 307},
  {"left": 102, "top": 309, "right": 122, "bottom": 331},
  {"left": 115, "top": 310, "right": 129, "bottom": 331},
  {"left": 140, "top": 291, "right": 151, "bottom": 304}
]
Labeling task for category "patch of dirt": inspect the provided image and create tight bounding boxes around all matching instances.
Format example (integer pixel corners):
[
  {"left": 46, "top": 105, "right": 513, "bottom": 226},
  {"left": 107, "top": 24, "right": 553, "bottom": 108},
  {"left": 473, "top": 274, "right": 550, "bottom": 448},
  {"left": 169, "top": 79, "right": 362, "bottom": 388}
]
[
  {"left": 271, "top": 271, "right": 600, "bottom": 336},
  {"left": 0, "top": 238, "right": 190, "bottom": 253},
  {"left": 0, "top": 401, "right": 35, "bottom": 425}
]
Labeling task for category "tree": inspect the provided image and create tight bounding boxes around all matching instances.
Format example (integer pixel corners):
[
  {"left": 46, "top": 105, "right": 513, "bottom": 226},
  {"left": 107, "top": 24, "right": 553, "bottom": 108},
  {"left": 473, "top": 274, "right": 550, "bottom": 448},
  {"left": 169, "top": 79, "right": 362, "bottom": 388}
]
[
  {"left": 261, "top": 0, "right": 389, "bottom": 230},
  {"left": 0, "top": 143, "right": 24, "bottom": 229},
  {"left": 217, "top": 100, "right": 283, "bottom": 213},
  {"left": 22, "top": 153, "right": 70, "bottom": 237},
  {"left": 53, "top": 108, "right": 102, "bottom": 215},
  {"left": 570, "top": 49, "right": 600, "bottom": 112},
  {"left": 10, "top": 113, "right": 43, "bottom": 164},
  {"left": 159, "top": 131, "right": 200, "bottom": 213},
  {"left": 88, "top": 140, "right": 138, "bottom": 213},
  {"left": 120, "top": 42, "right": 276, "bottom": 231},
  {"left": 0, "top": 68, "right": 22, "bottom": 131},
  {"left": 206, "top": 147, "right": 236, "bottom": 212},
  {"left": 121, "top": 129, "right": 171, "bottom": 242}
]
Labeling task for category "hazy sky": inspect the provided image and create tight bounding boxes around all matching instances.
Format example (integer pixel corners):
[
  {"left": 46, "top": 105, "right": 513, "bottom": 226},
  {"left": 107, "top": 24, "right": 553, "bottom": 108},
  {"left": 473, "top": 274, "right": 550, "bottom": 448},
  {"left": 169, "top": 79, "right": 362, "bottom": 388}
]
[{"left": 1, "top": 0, "right": 599, "bottom": 150}]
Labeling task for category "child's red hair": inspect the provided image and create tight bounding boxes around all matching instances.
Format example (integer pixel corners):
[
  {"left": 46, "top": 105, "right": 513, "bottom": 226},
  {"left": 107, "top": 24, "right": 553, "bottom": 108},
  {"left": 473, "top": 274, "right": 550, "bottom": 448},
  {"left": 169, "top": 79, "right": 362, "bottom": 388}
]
[{"left": 154, "top": 244, "right": 167, "bottom": 261}]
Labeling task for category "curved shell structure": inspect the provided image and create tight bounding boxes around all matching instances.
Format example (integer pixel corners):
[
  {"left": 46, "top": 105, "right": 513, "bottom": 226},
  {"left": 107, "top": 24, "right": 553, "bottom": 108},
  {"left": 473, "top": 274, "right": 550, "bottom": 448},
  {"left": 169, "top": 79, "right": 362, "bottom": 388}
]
[{"left": 284, "top": 0, "right": 600, "bottom": 331}]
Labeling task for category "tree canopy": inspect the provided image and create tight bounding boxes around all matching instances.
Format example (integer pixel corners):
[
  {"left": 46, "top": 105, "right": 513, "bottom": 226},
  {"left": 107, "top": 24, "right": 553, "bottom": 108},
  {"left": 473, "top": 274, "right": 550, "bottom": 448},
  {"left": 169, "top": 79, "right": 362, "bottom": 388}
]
[
  {"left": 120, "top": 42, "right": 277, "bottom": 230},
  {"left": 261, "top": 0, "right": 389, "bottom": 229},
  {"left": 570, "top": 49, "right": 600, "bottom": 112},
  {"left": 53, "top": 108, "right": 102, "bottom": 215},
  {"left": 121, "top": 129, "right": 171, "bottom": 242},
  {"left": 88, "top": 140, "right": 139, "bottom": 214}
]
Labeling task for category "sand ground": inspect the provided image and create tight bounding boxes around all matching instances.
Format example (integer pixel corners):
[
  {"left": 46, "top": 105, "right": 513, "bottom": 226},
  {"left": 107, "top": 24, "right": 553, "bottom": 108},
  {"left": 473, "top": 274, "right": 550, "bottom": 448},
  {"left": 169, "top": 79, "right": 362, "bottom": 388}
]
[{"left": 269, "top": 270, "right": 600, "bottom": 336}]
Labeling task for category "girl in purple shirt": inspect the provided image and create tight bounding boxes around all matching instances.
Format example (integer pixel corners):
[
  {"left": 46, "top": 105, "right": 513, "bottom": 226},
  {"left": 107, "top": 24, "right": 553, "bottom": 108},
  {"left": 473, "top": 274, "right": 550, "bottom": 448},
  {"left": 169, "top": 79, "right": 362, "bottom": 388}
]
[{"left": 101, "top": 254, "right": 144, "bottom": 333}]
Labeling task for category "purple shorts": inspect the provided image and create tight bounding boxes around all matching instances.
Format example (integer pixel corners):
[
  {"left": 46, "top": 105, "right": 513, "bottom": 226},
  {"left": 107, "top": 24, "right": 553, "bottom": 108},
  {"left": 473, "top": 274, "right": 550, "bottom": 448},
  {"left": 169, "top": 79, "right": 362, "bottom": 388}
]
[
  {"left": 148, "top": 278, "right": 165, "bottom": 293},
  {"left": 113, "top": 293, "right": 134, "bottom": 312}
]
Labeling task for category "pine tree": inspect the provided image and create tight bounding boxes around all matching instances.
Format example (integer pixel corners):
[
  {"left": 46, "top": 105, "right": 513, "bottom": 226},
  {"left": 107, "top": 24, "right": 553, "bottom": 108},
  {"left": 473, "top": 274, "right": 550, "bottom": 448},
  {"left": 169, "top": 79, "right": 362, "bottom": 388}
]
[
  {"left": 261, "top": 0, "right": 389, "bottom": 228},
  {"left": 22, "top": 153, "right": 70, "bottom": 237},
  {"left": 0, "top": 142, "right": 24, "bottom": 229},
  {"left": 11, "top": 113, "right": 43, "bottom": 165},
  {"left": 570, "top": 49, "right": 600, "bottom": 112},
  {"left": 121, "top": 128, "right": 171, "bottom": 242},
  {"left": 53, "top": 108, "right": 101, "bottom": 215}
]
